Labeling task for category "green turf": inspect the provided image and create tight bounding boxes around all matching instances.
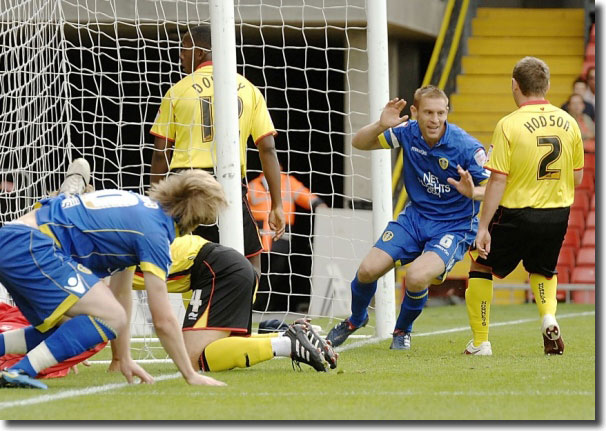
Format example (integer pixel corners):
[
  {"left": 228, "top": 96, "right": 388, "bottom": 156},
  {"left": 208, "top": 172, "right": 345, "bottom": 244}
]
[{"left": 0, "top": 303, "right": 595, "bottom": 420}]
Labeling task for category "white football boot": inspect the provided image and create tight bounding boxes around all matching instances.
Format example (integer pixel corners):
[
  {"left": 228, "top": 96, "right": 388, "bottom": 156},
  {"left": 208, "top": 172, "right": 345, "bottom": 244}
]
[
  {"left": 59, "top": 158, "right": 91, "bottom": 195},
  {"left": 463, "top": 340, "right": 492, "bottom": 356}
]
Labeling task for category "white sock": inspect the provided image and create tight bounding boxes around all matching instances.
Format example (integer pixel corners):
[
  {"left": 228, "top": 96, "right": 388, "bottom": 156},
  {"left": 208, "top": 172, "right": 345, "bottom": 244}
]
[{"left": 270, "top": 335, "right": 291, "bottom": 357}]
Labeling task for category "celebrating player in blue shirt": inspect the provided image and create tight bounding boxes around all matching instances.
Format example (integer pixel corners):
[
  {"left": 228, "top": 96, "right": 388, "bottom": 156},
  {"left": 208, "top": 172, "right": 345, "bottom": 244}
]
[
  {"left": 0, "top": 167, "right": 228, "bottom": 388},
  {"left": 327, "top": 85, "right": 490, "bottom": 350}
]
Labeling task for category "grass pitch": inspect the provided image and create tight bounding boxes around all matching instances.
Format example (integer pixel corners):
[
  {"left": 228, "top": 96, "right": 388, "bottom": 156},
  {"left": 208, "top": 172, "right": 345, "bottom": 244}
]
[{"left": 0, "top": 303, "right": 595, "bottom": 421}]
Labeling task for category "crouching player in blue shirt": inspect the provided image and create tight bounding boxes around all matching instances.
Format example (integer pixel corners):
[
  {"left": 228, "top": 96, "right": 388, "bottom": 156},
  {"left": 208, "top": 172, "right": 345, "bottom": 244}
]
[
  {"left": 327, "top": 85, "right": 490, "bottom": 350},
  {"left": 0, "top": 170, "right": 228, "bottom": 388}
]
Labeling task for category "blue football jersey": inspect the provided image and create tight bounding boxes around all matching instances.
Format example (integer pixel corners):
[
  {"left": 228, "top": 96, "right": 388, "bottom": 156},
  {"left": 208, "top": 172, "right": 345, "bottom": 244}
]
[
  {"left": 34, "top": 189, "right": 176, "bottom": 279},
  {"left": 379, "top": 120, "right": 490, "bottom": 221}
]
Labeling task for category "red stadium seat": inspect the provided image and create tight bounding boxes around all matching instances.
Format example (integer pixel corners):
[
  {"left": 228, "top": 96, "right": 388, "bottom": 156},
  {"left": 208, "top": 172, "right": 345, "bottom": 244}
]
[
  {"left": 583, "top": 139, "right": 595, "bottom": 153},
  {"left": 584, "top": 152, "right": 595, "bottom": 174},
  {"left": 590, "top": 193, "right": 595, "bottom": 210},
  {"left": 571, "top": 266, "right": 595, "bottom": 283},
  {"left": 581, "top": 229, "right": 595, "bottom": 247},
  {"left": 555, "top": 266, "right": 569, "bottom": 300},
  {"left": 562, "top": 229, "right": 581, "bottom": 250},
  {"left": 572, "top": 191, "right": 590, "bottom": 216},
  {"left": 567, "top": 208, "right": 585, "bottom": 234},
  {"left": 556, "top": 265, "right": 569, "bottom": 283},
  {"left": 557, "top": 247, "right": 576, "bottom": 272},
  {"left": 586, "top": 210, "right": 595, "bottom": 229},
  {"left": 585, "top": 42, "right": 595, "bottom": 63},
  {"left": 576, "top": 247, "right": 595, "bottom": 267},
  {"left": 576, "top": 172, "right": 595, "bottom": 195}
]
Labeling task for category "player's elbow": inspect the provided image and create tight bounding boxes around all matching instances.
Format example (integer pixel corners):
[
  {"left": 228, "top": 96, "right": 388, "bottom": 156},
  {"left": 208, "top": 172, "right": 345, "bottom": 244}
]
[{"left": 151, "top": 314, "right": 178, "bottom": 337}]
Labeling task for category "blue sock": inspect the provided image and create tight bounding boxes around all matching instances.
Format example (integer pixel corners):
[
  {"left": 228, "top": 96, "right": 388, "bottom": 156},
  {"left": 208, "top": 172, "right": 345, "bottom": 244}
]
[
  {"left": 395, "top": 288, "right": 429, "bottom": 333},
  {"left": 349, "top": 274, "right": 377, "bottom": 327},
  {"left": 10, "top": 315, "right": 116, "bottom": 377}
]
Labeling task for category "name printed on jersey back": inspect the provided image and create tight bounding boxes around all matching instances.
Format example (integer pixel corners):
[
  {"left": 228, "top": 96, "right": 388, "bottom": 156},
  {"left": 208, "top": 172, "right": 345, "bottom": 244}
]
[{"left": 523, "top": 114, "right": 571, "bottom": 134}]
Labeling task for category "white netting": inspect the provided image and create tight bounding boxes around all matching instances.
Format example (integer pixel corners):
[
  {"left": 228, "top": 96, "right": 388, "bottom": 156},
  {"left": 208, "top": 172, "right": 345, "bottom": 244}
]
[{"left": 1, "top": 0, "right": 382, "bottom": 356}]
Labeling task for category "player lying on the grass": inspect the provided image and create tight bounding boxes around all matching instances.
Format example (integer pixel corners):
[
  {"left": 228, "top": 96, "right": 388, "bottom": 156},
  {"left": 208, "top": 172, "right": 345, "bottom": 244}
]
[
  {"left": 0, "top": 160, "right": 227, "bottom": 389},
  {"left": 128, "top": 234, "right": 338, "bottom": 373},
  {"left": 326, "top": 86, "right": 490, "bottom": 351}
]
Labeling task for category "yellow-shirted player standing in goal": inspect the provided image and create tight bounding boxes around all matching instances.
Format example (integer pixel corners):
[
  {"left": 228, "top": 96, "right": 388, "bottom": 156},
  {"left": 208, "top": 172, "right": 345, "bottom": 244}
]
[
  {"left": 464, "top": 56, "right": 584, "bottom": 356},
  {"left": 149, "top": 24, "right": 285, "bottom": 275}
]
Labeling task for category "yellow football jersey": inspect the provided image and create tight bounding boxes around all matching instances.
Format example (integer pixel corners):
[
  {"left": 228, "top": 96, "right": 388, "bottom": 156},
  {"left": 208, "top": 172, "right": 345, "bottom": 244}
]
[
  {"left": 485, "top": 101, "right": 584, "bottom": 209},
  {"left": 150, "top": 61, "right": 277, "bottom": 176},
  {"left": 133, "top": 235, "right": 209, "bottom": 293}
]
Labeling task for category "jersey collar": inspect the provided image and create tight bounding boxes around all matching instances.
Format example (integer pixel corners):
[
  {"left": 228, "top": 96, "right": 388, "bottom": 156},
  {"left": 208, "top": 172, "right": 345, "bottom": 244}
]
[
  {"left": 519, "top": 99, "right": 549, "bottom": 107},
  {"left": 195, "top": 61, "right": 213, "bottom": 71}
]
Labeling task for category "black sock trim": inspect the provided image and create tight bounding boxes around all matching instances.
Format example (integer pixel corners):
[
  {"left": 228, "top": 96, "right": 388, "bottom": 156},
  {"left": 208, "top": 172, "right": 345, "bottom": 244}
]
[{"left": 469, "top": 271, "right": 492, "bottom": 280}]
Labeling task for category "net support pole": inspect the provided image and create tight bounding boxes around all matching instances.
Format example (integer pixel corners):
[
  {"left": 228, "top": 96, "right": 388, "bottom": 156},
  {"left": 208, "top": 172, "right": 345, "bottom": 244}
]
[
  {"left": 367, "top": 0, "right": 396, "bottom": 338},
  {"left": 209, "top": 0, "right": 244, "bottom": 254}
]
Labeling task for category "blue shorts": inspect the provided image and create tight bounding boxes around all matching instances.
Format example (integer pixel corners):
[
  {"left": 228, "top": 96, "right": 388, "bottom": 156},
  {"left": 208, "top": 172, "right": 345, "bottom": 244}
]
[
  {"left": 374, "top": 204, "right": 478, "bottom": 281},
  {"left": 0, "top": 224, "right": 100, "bottom": 332}
]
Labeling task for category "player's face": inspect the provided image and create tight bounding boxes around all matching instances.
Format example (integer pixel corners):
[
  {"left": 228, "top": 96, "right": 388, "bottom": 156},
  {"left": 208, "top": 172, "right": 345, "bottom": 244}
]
[
  {"left": 180, "top": 36, "right": 195, "bottom": 74},
  {"left": 414, "top": 96, "right": 448, "bottom": 146}
]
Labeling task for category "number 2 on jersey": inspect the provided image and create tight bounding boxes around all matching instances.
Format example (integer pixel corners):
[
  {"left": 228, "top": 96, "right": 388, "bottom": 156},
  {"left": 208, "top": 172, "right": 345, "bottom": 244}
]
[{"left": 536, "top": 136, "right": 562, "bottom": 180}]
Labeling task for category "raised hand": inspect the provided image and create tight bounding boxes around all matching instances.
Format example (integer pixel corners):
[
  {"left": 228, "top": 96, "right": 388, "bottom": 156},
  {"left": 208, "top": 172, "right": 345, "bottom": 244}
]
[
  {"left": 447, "top": 165, "right": 475, "bottom": 199},
  {"left": 379, "top": 98, "right": 409, "bottom": 129}
]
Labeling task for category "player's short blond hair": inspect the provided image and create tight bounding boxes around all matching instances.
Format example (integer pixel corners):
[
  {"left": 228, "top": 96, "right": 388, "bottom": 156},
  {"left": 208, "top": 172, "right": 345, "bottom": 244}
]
[
  {"left": 148, "top": 170, "right": 227, "bottom": 234},
  {"left": 513, "top": 56, "right": 550, "bottom": 97},
  {"left": 412, "top": 85, "right": 449, "bottom": 109}
]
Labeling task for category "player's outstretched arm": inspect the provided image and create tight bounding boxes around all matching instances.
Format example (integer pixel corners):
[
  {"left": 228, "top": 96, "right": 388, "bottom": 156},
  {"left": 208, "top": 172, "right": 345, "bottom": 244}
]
[
  {"left": 108, "top": 269, "right": 154, "bottom": 384},
  {"left": 258, "top": 135, "right": 285, "bottom": 241},
  {"left": 352, "top": 98, "right": 408, "bottom": 150},
  {"left": 143, "top": 272, "right": 227, "bottom": 386},
  {"left": 476, "top": 172, "right": 507, "bottom": 259}
]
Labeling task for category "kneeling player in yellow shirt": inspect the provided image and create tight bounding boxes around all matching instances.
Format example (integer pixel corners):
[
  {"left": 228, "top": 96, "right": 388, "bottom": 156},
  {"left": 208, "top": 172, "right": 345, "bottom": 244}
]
[{"left": 132, "top": 235, "right": 337, "bottom": 372}]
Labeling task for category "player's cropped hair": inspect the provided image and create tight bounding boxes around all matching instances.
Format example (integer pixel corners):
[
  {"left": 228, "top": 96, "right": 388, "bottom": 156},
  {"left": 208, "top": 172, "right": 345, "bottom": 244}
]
[
  {"left": 148, "top": 170, "right": 227, "bottom": 233},
  {"left": 513, "top": 56, "right": 550, "bottom": 97},
  {"left": 412, "top": 85, "right": 449, "bottom": 108},
  {"left": 187, "top": 25, "right": 212, "bottom": 50}
]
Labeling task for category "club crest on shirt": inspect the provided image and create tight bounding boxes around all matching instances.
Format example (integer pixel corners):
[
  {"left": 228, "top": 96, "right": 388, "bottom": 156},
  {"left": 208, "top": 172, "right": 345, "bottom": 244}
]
[
  {"left": 382, "top": 231, "right": 394, "bottom": 242},
  {"left": 438, "top": 158, "right": 449, "bottom": 170}
]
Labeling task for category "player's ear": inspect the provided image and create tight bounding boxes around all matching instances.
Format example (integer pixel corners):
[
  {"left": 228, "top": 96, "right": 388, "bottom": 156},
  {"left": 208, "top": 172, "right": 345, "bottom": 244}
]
[{"left": 410, "top": 104, "right": 417, "bottom": 120}]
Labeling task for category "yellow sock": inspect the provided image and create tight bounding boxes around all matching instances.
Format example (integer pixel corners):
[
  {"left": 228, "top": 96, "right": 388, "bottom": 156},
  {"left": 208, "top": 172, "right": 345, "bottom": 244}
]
[
  {"left": 530, "top": 273, "right": 558, "bottom": 317},
  {"left": 465, "top": 272, "right": 493, "bottom": 346},
  {"left": 201, "top": 336, "right": 274, "bottom": 371}
]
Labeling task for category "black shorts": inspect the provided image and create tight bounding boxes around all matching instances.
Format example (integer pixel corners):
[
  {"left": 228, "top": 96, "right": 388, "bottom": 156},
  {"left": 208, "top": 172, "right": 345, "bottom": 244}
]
[
  {"left": 475, "top": 206, "right": 570, "bottom": 279},
  {"left": 182, "top": 243, "right": 257, "bottom": 334},
  {"left": 192, "top": 183, "right": 263, "bottom": 258}
]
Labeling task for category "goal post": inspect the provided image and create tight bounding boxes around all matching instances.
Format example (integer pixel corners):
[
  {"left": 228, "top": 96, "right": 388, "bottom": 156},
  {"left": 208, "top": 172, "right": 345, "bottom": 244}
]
[
  {"left": 0, "top": 0, "right": 396, "bottom": 355},
  {"left": 366, "top": 0, "right": 396, "bottom": 339}
]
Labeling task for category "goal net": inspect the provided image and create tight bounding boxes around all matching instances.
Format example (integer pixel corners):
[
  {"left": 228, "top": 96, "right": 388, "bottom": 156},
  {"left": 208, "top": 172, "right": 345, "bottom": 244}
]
[{"left": 0, "top": 0, "right": 390, "bottom": 359}]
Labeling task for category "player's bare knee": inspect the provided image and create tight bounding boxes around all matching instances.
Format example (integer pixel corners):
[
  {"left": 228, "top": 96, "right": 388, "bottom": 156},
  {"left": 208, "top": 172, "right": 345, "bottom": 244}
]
[
  {"left": 405, "top": 270, "right": 430, "bottom": 291},
  {"left": 357, "top": 262, "right": 379, "bottom": 284}
]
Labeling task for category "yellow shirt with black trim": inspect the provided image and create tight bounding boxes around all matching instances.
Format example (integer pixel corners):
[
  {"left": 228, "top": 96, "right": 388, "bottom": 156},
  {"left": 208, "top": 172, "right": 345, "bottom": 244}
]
[
  {"left": 485, "top": 101, "right": 584, "bottom": 209},
  {"left": 133, "top": 235, "right": 210, "bottom": 293},
  {"left": 150, "top": 61, "right": 277, "bottom": 177}
]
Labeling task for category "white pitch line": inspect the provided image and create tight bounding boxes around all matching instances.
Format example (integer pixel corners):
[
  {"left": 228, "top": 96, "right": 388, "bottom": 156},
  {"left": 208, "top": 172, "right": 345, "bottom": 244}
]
[
  {"left": 0, "top": 310, "right": 594, "bottom": 410},
  {"left": 0, "top": 372, "right": 181, "bottom": 411},
  {"left": 335, "top": 311, "right": 595, "bottom": 352}
]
